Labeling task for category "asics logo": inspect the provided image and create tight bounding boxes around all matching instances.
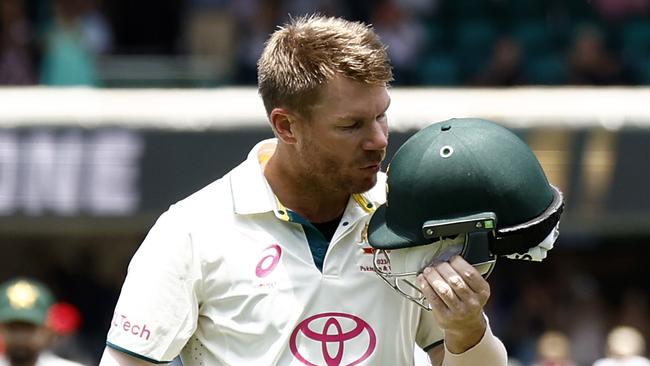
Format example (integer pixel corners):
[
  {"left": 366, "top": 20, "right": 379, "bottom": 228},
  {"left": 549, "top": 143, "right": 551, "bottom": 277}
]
[{"left": 255, "top": 244, "right": 282, "bottom": 278}]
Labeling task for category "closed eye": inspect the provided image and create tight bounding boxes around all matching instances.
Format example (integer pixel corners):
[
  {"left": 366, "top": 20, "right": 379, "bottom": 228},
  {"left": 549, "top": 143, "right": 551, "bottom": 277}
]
[{"left": 339, "top": 121, "right": 362, "bottom": 130}]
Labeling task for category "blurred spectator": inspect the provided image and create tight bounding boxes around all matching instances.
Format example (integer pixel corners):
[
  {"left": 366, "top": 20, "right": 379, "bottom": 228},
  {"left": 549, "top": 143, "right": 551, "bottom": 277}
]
[
  {"left": 0, "top": 277, "right": 85, "bottom": 366},
  {"left": 78, "top": 0, "right": 112, "bottom": 55},
  {"left": 616, "top": 288, "right": 650, "bottom": 341},
  {"left": 594, "top": 0, "right": 650, "bottom": 23},
  {"left": 0, "top": 0, "right": 37, "bottom": 85},
  {"left": 533, "top": 330, "right": 577, "bottom": 366},
  {"left": 567, "top": 24, "right": 629, "bottom": 85},
  {"left": 40, "top": 0, "right": 112, "bottom": 86},
  {"left": 182, "top": 0, "right": 237, "bottom": 85},
  {"left": 472, "top": 35, "right": 525, "bottom": 86},
  {"left": 564, "top": 273, "right": 607, "bottom": 365},
  {"left": 371, "top": 0, "right": 426, "bottom": 85},
  {"left": 232, "top": 0, "right": 282, "bottom": 84},
  {"left": 593, "top": 326, "right": 650, "bottom": 366},
  {"left": 46, "top": 302, "right": 89, "bottom": 365}
]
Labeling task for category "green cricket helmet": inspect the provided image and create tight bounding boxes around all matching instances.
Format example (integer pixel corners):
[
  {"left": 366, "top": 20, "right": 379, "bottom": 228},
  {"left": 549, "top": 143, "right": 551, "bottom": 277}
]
[
  {"left": 368, "top": 118, "right": 564, "bottom": 309},
  {"left": 0, "top": 278, "right": 54, "bottom": 325}
]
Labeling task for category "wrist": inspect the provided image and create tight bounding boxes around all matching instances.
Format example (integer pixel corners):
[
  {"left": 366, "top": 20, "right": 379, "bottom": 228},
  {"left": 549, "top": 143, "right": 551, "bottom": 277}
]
[
  {"left": 443, "top": 314, "right": 487, "bottom": 354},
  {"left": 443, "top": 318, "right": 507, "bottom": 366}
]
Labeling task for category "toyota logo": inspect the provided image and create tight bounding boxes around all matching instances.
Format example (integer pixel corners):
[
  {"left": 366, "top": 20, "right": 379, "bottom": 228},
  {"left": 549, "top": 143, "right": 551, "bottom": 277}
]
[{"left": 290, "top": 312, "right": 376, "bottom": 366}]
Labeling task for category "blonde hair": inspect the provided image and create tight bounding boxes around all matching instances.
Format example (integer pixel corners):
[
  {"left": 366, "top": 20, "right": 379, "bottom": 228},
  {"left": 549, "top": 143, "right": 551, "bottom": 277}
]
[
  {"left": 257, "top": 14, "right": 393, "bottom": 119},
  {"left": 537, "top": 330, "right": 572, "bottom": 360},
  {"left": 607, "top": 326, "right": 646, "bottom": 357}
]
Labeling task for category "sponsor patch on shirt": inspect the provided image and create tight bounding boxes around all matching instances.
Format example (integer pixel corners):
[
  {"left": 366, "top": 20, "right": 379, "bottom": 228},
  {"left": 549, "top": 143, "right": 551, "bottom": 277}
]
[{"left": 111, "top": 312, "right": 152, "bottom": 341}]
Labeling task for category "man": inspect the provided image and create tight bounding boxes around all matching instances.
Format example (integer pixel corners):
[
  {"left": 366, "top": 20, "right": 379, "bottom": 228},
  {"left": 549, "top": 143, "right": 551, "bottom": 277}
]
[
  {"left": 593, "top": 326, "right": 650, "bottom": 366},
  {"left": 0, "top": 278, "right": 84, "bottom": 366},
  {"left": 99, "top": 15, "right": 506, "bottom": 365}
]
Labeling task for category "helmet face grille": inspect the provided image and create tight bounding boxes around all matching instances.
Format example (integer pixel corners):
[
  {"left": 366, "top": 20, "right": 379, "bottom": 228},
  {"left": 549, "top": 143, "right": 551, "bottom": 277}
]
[{"left": 372, "top": 235, "right": 496, "bottom": 311}]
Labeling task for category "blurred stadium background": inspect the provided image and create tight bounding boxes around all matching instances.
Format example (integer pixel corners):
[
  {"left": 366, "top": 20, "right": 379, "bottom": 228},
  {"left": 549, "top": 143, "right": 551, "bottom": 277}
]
[{"left": 1, "top": 0, "right": 650, "bottom": 365}]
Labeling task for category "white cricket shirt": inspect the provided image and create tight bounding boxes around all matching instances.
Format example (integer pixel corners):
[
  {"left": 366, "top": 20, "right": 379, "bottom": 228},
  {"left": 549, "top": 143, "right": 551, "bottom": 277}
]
[{"left": 106, "top": 139, "right": 443, "bottom": 365}]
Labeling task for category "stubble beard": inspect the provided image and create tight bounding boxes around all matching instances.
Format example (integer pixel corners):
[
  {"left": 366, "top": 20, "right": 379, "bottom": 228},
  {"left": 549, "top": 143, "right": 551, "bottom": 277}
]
[{"left": 298, "top": 147, "right": 380, "bottom": 196}]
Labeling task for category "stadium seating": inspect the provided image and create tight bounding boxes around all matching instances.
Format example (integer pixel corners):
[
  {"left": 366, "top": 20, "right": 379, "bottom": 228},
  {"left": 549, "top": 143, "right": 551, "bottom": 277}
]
[
  {"left": 417, "top": 54, "right": 460, "bottom": 86},
  {"left": 525, "top": 54, "right": 568, "bottom": 85},
  {"left": 454, "top": 20, "right": 499, "bottom": 80}
]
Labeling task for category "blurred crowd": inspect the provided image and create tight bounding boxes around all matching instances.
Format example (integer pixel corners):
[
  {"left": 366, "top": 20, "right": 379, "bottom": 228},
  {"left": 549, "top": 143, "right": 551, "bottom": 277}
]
[
  {"left": 0, "top": 0, "right": 111, "bottom": 86},
  {"left": 488, "top": 242, "right": 650, "bottom": 365},
  {"left": 1, "top": 0, "right": 650, "bottom": 87}
]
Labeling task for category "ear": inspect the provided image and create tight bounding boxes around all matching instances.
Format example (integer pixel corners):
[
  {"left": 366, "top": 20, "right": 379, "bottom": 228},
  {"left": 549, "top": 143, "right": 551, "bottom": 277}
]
[{"left": 270, "top": 108, "right": 299, "bottom": 144}]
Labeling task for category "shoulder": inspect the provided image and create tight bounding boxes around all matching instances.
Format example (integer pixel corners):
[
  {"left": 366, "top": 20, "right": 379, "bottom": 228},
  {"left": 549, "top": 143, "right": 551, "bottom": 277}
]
[
  {"left": 176, "top": 173, "right": 232, "bottom": 211},
  {"left": 162, "top": 169, "right": 236, "bottom": 226},
  {"left": 132, "top": 170, "right": 235, "bottom": 258}
]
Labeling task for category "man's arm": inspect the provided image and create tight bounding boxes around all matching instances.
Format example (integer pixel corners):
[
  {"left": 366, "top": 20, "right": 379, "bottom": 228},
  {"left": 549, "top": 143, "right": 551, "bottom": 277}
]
[
  {"left": 427, "top": 344, "right": 444, "bottom": 365},
  {"left": 99, "top": 347, "right": 159, "bottom": 366},
  {"left": 418, "top": 255, "right": 507, "bottom": 365},
  {"left": 426, "top": 321, "right": 507, "bottom": 366}
]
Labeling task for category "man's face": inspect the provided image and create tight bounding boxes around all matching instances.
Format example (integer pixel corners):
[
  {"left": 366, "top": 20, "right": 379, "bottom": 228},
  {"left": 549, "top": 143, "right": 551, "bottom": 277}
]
[
  {"left": 0, "top": 322, "right": 52, "bottom": 366},
  {"left": 292, "top": 76, "right": 390, "bottom": 195}
]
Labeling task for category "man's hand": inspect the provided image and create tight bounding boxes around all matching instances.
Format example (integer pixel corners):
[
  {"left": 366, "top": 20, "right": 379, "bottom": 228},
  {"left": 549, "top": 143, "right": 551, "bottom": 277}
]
[{"left": 417, "top": 255, "right": 491, "bottom": 354}]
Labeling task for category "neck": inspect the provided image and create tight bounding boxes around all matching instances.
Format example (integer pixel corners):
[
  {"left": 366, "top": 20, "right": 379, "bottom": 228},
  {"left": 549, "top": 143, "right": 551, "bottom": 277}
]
[{"left": 264, "top": 147, "right": 349, "bottom": 223}]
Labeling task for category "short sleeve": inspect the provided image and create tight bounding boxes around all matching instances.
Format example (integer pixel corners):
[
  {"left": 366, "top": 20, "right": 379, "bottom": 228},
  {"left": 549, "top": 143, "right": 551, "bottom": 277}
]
[
  {"left": 107, "top": 209, "right": 202, "bottom": 363},
  {"left": 415, "top": 307, "right": 445, "bottom": 351}
]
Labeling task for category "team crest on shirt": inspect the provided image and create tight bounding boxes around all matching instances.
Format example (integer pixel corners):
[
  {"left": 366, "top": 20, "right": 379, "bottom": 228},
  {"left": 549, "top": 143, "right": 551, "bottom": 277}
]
[
  {"left": 357, "top": 223, "right": 369, "bottom": 245},
  {"left": 253, "top": 244, "right": 282, "bottom": 289},
  {"left": 290, "top": 312, "right": 376, "bottom": 366},
  {"left": 358, "top": 223, "right": 391, "bottom": 273}
]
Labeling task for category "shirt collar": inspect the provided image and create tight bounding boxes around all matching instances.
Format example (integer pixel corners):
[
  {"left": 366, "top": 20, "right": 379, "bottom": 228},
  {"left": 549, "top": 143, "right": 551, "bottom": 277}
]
[
  {"left": 230, "top": 138, "right": 387, "bottom": 219},
  {"left": 230, "top": 138, "right": 278, "bottom": 215}
]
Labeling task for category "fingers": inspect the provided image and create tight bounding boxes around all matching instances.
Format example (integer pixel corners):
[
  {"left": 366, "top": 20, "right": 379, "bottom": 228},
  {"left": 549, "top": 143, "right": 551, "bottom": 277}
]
[
  {"left": 417, "top": 255, "right": 492, "bottom": 340},
  {"left": 418, "top": 267, "right": 459, "bottom": 311},
  {"left": 448, "top": 255, "right": 491, "bottom": 303},
  {"left": 417, "top": 255, "right": 491, "bottom": 312},
  {"left": 416, "top": 273, "right": 447, "bottom": 313}
]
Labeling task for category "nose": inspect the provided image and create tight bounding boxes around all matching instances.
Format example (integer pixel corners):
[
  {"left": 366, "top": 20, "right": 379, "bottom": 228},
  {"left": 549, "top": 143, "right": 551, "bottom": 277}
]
[{"left": 363, "top": 120, "right": 388, "bottom": 152}]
